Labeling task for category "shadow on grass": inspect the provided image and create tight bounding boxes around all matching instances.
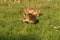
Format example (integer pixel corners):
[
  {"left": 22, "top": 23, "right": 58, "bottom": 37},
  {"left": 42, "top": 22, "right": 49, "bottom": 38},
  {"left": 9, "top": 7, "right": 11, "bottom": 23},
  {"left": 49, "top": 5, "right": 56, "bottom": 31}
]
[
  {"left": 39, "top": 14, "right": 43, "bottom": 16},
  {"left": 34, "top": 20, "right": 39, "bottom": 24}
]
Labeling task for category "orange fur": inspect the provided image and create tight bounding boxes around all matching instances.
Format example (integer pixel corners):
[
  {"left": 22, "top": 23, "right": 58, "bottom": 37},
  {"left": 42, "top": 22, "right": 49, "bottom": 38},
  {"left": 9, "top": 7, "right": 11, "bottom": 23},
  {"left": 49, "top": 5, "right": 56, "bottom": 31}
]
[
  {"left": 20, "top": 15, "right": 37, "bottom": 23},
  {"left": 23, "top": 8, "right": 40, "bottom": 16}
]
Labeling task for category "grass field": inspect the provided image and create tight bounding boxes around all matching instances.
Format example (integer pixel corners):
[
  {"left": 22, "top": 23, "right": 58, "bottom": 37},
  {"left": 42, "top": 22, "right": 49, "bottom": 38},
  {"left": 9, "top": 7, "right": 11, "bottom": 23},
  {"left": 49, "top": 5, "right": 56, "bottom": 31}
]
[{"left": 0, "top": 0, "right": 60, "bottom": 40}]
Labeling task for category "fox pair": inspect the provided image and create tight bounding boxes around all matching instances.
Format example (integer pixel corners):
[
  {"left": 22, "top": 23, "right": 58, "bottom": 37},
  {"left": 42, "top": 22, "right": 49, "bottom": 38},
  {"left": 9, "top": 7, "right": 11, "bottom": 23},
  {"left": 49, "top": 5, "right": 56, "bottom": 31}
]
[{"left": 20, "top": 8, "right": 41, "bottom": 24}]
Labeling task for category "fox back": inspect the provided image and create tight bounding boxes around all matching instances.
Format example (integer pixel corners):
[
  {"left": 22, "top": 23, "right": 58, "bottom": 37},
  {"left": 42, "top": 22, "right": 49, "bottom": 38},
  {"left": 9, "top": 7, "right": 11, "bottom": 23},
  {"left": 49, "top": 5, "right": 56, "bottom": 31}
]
[{"left": 23, "top": 8, "right": 40, "bottom": 16}]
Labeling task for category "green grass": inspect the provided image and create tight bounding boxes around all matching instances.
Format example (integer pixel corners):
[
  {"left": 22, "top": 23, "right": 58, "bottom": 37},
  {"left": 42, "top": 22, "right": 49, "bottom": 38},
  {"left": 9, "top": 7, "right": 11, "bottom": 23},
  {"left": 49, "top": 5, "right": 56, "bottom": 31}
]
[{"left": 0, "top": 0, "right": 60, "bottom": 40}]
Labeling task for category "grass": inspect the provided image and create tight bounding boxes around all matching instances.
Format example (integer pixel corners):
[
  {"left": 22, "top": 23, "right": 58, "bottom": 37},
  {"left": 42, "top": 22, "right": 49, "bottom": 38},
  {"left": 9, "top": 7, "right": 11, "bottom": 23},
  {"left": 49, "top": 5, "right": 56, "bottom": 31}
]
[{"left": 0, "top": 0, "right": 60, "bottom": 40}]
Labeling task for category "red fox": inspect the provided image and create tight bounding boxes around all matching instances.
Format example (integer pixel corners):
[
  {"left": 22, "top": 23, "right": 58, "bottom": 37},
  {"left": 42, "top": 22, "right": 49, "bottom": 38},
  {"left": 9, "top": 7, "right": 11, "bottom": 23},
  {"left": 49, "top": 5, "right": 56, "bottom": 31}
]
[{"left": 23, "top": 8, "right": 40, "bottom": 16}]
